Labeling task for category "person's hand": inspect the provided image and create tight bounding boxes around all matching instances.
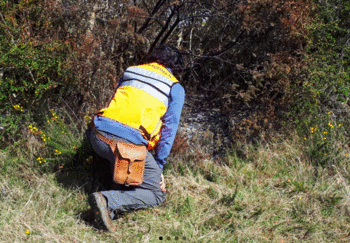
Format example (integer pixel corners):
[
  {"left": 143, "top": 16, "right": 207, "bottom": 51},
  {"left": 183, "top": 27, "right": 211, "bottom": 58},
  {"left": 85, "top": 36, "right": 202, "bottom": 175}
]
[{"left": 160, "top": 173, "right": 166, "bottom": 192}]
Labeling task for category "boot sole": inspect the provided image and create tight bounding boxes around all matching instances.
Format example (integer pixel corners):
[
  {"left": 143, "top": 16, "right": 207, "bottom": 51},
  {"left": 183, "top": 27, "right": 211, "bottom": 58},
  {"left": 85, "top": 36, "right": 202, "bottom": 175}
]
[{"left": 88, "top": 192, "right": 115, "bottom": 232}]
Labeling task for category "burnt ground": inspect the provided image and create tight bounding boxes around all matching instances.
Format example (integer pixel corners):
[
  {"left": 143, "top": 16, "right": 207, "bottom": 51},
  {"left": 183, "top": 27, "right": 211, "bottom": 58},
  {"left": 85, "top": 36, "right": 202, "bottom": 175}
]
[
  {"left": 179, "top": 93, "right": 245, "bottom": 158},
  {"left": 178, "top": 92, "right": 289, "bottom": 159}
]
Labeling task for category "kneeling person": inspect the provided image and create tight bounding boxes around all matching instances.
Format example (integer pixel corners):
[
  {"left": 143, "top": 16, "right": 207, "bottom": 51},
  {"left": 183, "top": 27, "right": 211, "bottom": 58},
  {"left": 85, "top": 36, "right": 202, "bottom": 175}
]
[{"left": 86, "top": 45, "right": 185, "bottom": 231}]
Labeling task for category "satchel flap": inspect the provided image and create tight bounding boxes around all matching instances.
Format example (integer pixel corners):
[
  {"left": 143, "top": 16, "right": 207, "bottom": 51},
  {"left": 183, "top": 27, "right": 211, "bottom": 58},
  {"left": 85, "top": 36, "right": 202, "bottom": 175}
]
[{"left": 116, "top": 141, "right": 147, "bottom": 161}]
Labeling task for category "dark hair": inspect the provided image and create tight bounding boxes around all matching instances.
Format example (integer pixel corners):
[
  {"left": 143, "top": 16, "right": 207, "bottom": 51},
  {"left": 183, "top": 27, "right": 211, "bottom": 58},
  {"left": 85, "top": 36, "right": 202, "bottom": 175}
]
[{"left": 143, "top": 45, "right": 184, "bottom": 80}]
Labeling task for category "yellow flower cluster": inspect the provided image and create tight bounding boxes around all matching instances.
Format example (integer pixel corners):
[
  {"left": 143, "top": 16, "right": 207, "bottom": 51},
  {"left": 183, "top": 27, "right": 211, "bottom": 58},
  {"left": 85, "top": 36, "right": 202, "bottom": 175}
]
[
  {"left": 13, "top": 104, "right": 24, "bottom": 112},
  {"left": 72, "top": 146, "right": 78, "bottom": 151},
  {"left": 29, "top": 125, "right": 41, "bottom": 135},
  {"left": 54, "top": 149, "right": 62, "bottom": 156},
  {"left": 36, "top": 157, "right": 46, "bottom": 163},
  {"left": 28, "top": 125, "right": 50, "bottom": 142},
  {"left": 50, "top": 109, "right": 59, "bottom": 121},
  {"left": 49, "top": 109, "right": 65, "bottom": 131},
  {"left": 310, "top": 125, "right": 318, "bottom": 134}
]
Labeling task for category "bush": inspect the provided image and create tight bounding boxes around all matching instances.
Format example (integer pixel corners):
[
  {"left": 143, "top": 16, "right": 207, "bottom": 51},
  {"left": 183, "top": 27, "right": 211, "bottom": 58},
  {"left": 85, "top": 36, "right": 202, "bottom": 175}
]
[
  {"left": 293, "top": 0, "right": 350, "bottom": 167},
  {"left": 0, "top": 0, "right": 77, "bottom": 148},
  {"left": 26, "top": 108, "right": 93, "bottom": 172}
]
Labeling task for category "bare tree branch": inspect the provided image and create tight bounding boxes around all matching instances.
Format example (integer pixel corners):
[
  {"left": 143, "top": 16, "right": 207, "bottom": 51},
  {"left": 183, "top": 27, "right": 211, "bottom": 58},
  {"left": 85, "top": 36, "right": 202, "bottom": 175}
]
[
  {"left": 181, "top": 29, "right": 245, "bottom": 60},
  {"left": 149, "top": 5, "right": 177, "bottom": 52},
  {"left": 204, "top": 30, "right": 245, "bottom": 57},
  {"left": 181, "top": 14, "right": 238, "bottom": 26},
  {"left": 160, "top": 6, "right": 180, "bottom": 44},
  {"left": 137, "top": 0, "right": 166, "bottom": 34}
]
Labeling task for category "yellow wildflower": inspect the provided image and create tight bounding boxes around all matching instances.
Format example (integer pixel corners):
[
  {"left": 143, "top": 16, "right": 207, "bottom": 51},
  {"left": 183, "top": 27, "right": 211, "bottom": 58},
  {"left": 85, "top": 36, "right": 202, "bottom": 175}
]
[
  {"left": 13, "top": 104, "right": 24, "bottom": 112},
  {"left": 54, "top": 150, "right": 62, "bottom": 156},
  {"left": 36, "top": 157, "right": 44, "bottom": 164}
]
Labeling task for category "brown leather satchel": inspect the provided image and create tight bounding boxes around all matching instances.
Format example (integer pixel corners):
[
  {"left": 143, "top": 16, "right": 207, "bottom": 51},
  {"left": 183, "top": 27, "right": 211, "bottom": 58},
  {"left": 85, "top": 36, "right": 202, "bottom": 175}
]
[
  {"left": 94, "top": 129, "right": 147, "bottom": 186},
  {"left": 113, "top": 141, "right": 147, "bottom": 186}
]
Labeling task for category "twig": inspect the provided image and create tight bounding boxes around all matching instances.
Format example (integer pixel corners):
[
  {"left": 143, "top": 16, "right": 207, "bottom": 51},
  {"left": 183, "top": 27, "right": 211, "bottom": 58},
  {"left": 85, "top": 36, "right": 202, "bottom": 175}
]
[
  {"left": 137, "top": 0, "right": 166, "bottom": 34},
  {"left": 27, "top": 68, "right": 36, "bottom": 83},
  {"left": 0, "top": 12, "right": 6, "bottom": 24},
  {"left": 24, "top": 190, "right": 35, "bottom": 208},
  {"left": 59, "top": 97, "right": 81, "bottom": 122}
]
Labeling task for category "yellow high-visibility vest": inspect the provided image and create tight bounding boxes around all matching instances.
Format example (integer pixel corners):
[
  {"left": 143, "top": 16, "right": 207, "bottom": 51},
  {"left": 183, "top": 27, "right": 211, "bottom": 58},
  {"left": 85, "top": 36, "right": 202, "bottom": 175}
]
[{"left": 101, "top": 62, "right": 179, "bottom": 148}]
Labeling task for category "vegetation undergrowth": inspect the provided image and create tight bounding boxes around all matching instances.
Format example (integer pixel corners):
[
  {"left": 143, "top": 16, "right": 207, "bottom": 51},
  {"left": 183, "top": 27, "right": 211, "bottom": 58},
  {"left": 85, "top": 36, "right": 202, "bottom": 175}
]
[
  {"left": 1, "top": 0, "right": 350, "bottom": 242},
  {"left": 2, "top": 125, "right": 350, "bottom": 241}
]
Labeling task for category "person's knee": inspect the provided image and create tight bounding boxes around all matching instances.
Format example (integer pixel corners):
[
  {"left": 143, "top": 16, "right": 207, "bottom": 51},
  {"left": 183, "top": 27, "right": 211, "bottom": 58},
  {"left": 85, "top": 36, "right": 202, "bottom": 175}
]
[{"left": 154, "top": 191, "right": 166, "bottom": 205}]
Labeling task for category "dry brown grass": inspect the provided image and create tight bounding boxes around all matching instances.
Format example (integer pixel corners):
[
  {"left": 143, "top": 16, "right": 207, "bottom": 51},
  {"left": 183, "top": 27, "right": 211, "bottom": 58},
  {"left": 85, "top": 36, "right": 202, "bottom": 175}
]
[{"left": 1, "top": 129, "right": 350, "bottom": 242}]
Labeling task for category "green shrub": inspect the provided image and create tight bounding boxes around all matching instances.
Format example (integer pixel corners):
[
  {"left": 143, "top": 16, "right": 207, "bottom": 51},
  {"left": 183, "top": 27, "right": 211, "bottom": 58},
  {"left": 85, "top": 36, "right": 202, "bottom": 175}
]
[
  {"left": 27, "top": 108, "right": 92, "bottom": 172},
  {"left": 0, "top": 0, "right": 75, "bottom": 148},
  {"left": 292, "top": 0, "right": 350, "bottom": 166}
]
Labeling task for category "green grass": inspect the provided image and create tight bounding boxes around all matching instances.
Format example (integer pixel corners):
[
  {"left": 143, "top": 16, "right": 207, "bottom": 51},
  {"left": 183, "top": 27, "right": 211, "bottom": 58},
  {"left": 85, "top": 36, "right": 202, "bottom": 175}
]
[{"left": 1, "top": 117, "right": 350, "bottom": 242}]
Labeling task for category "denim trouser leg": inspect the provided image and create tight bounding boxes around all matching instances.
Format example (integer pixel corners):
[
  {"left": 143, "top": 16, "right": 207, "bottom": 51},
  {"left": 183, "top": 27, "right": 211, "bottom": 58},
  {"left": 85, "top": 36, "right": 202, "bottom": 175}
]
[{"left": 86, "top": 128, "right": 166, "bottom": 218}]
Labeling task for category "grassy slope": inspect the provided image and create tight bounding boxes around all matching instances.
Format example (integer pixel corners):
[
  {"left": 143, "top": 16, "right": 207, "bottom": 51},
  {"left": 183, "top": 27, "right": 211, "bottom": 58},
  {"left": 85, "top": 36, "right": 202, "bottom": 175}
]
[{"left": 1, "top": 126, "right": 350, "bottom": 242}]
